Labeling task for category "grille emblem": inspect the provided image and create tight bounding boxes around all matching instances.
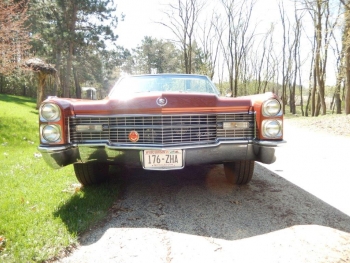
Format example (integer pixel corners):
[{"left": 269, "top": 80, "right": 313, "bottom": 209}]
[
  {"left": 129, "top": 131, "right": 139, "bottom": 142},
  {"left": 156, "top": 97, "right": 167, "bottom": 107}
]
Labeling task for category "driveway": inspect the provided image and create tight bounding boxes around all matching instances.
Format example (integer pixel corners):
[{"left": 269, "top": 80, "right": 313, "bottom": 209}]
[{"left": 57, "top": 120, "right": 350, "bottom": 263}]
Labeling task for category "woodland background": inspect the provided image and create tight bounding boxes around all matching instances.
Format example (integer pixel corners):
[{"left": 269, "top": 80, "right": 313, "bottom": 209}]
[{"left": 1, "top": 0, "right": 350, "bottom": 116}]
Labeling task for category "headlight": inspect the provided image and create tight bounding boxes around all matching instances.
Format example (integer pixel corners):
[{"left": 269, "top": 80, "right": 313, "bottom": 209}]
[
  {"left": 41, "top": 125, "right": 61, "bottom": 142},
  {"left": 262, "top": 99, "right": 281, "bottom": 117},
  {"left": 40, "top": 103, "right": 61, "bottom": 122},
  {"left": 262, "top": 120, "right": 282, "bottom": 138}
]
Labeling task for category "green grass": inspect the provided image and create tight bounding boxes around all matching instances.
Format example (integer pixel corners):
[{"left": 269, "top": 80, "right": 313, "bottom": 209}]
[{"left": 0, "top": 94, "right": 119, "bottom": 263}]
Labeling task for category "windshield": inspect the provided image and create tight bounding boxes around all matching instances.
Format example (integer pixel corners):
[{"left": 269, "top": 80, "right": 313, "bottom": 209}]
[{"left": 109, "top": 74, "right": 219, "bottom": 98}]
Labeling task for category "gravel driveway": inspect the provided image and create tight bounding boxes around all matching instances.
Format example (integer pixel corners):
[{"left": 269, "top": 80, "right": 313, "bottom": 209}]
[{"left": 56, "top": 119, "right": 350, "bottom": 263}]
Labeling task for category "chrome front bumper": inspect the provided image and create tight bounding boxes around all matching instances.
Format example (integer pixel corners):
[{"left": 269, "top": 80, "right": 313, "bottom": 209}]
[{"left": 38, "top": 140, "right": 285, "bottom": 169}]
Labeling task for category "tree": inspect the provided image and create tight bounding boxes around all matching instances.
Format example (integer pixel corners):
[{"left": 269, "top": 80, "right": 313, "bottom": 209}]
[
  {"left": 250, "top": 24, "right": 277, "bottom": 95},
  {"left": 290, "top": 3, "right": 304, "bottom": 115},
  {"left": 28, "top": 0, "right": 120, "bottom": 98},
  {"left": 279, "top": 1, "right": 294, "bottom": 114},
  {"left": 220, "top": 0, "right": 256, "bottom": 97},
  {"left": 132, "top": 36, "right": 182, "bottom": 74},
  {"left": 340, "top": 0, "right": 350, "bottom": 114},
  {"left": 302, "top": 0, "right": 341, "bottom": 116},
  {"left": 330, "top": 22, "right": 344, "bottom": 114},
  {"left": 197, "top": 13, "right": 222, "bottom": 79},
  {"left": 159, "top": 0, "right": 206, "bottom": 74},
  {"left": 0, "top": 0, "right": 31, "bottom": 76}
]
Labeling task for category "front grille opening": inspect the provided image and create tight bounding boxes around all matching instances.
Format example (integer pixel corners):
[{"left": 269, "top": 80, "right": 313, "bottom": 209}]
[{"left": 69, "top": 113, "right": 255, "bottom": 146}]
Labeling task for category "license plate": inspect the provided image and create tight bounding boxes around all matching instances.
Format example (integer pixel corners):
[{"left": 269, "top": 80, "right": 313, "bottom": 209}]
[{"left": 143, "top": 149, "right": 183, "bottom": 169}]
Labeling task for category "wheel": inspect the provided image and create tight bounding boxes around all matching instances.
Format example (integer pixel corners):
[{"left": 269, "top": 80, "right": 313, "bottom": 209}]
[
  {"left": 224, "top": 161, "right": 255, "bottom": 185},
  {"left": 73, "top": 162, "right": 109, "bottom": 186}
]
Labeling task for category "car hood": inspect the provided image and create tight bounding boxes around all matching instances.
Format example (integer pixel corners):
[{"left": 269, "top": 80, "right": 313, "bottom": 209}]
[{"left": 50, "top": 92, "right": 253, "bottom": 115}]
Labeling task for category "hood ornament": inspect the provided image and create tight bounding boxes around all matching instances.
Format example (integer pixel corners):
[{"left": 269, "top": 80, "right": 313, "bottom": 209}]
[{"left": 156, "top": 97, "right": 167, "bottom": 107}]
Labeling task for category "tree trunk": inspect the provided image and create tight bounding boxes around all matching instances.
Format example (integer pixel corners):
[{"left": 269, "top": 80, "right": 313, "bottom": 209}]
[
  {"left": 62, "top": 2, "right": 78, "bottom": 98},
  {"left": 289, "top": 83, "right": 296, "bottom": 114},
  {"left": 300, "top": 85, "right": 304, "bottom": 116},
  {"left": 333, "top": 75, "right": 342, "bottom": 114},
  {"left": 311, "top": 65, "right": 317, "bottom": 116},
  {"left": 305, "top": 90, "right": 311, "bottom": 117},
  {"left": 234, "top": 68, "right": 239, "bottom": 97},
  {"left": 229, "top": 73, "right": 234, "bottom": 97},
  {"left": 341, "top": 0, "right": 350, "bottom": 114},
  {"left": 188, "top": 37, "right": 192, "bottom": 74},
  {"left": 315, "top": 91, "right": 321, "bottom": 116},
  {"left": 0, "top": 75, "right": 3, "bottom": 93},
  {"left": 184, "top": 42, "right": 189, "bottom": 74},
  {"left": 314, "top": 0, "right": 331, "bottom": 116},
  {"left": 63, "top": 46, "right": 73, "bottom": 98},
  {"left": 54, "top": 49, "right": 62, "bottom": 96},
  {"left": 73, "top": 66, "right": 81, "bottom": 99},
  {"left": 37, "top": 72, "right": 47, "bottom": 109},
  {"left": 346, "top": 46, "right": 350, "bottom": 114},
  {"left": 297, "top": 35, "right": 304, "bottom": 116},
  {"left": 334, "top": 92, "right": 342, "bottom": 114}
]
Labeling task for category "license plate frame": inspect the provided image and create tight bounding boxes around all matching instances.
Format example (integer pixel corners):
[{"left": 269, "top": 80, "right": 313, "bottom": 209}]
[{"left": 143, "top": 149, "right": 183, "bottom": 170}]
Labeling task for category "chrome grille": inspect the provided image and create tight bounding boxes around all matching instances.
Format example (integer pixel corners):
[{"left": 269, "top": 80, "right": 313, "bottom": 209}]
[{"left": 69, "top": 113, "right": 255, "bottom": 146}]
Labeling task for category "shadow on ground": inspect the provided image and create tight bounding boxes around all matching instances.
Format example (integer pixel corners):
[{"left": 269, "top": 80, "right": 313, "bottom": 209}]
[
  {"left": 0, "top": 94, "right": 37, "bottom": 109},
  {"left": 55, "top": 163, "right": 350, "bottom": 244},
  {"left": 53, "top": 175, "right": 120, "bottom": 235}
]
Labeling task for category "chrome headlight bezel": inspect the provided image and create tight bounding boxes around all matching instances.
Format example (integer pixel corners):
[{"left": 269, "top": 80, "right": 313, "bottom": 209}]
[
  {"left": 262, "top": 99, "right": 282, "bottom": 117},
  {"left": 262, "top": 120, "right": 283, "bottom": 138},
  {"left": 40, "top": 124, "right": 62, "bottom": 143},
  {"left": 40, "top": 103, "right": 61, "bottom": 122}
]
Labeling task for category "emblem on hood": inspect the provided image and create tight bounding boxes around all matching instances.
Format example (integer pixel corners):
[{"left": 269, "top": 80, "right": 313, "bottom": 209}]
[{"left": 156, "top": 97, "right": 167, "bottom": 107}]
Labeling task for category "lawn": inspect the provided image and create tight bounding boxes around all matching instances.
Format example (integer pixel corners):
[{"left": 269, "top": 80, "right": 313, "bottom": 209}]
[{"left": 0, "top": 94, "right": 119, "bottom": 263}]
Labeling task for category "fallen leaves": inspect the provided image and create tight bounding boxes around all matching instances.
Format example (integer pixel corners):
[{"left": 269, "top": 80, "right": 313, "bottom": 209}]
[{"left": 287, "top": 115, "right": 350, "bottom": 137}]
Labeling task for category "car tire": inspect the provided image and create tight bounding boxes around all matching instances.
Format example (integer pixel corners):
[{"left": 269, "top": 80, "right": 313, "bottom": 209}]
[
  {"left": 73, "top": 162, "right": 109, "bottom": 186},
  {"left": 224, "top": 161, "right": 254, "bottom": 185}
]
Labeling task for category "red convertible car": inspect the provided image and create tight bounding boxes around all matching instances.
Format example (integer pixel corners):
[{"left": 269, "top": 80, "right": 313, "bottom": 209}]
[{"left": 38, "top": 74, "right": 284, "bottom": 186}]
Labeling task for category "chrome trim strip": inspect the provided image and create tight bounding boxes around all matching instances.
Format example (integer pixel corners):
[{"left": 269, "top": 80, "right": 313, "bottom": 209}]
[
  {"left": 253, "top": 140, "right": 286, "bottom": 147},
  {"left": 71, "top": 112, "right": 253, "bottom": 118},
  {"left": 254, "top": 112, "right": 257, "bottom": 137},
  {"left": 38, "top": 145, "right": 74, "bottom": 153},
  {"left": 39, "top": 139, "right": 285, "bottom": 153},
  {"left": 105, "top": 124, "right": 218, "bottom": 129},
  {"left": 67, "top": 117, "right": 71, "bottom": 143},
  {"left": 74, "top": 139, "right": 251, "bottom": 150}
]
